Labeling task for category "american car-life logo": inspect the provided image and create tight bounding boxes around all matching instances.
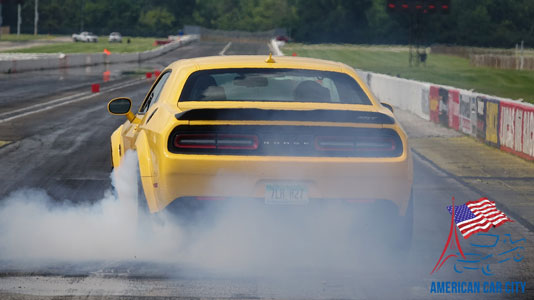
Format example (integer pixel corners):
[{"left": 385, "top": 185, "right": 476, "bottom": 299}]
[{"left": 429, "top": 197, "right": 527, "bottom": 295}]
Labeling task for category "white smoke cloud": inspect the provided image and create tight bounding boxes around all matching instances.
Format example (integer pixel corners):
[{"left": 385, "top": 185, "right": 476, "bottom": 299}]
[
  {"left": 0, "top": 150, "right": 399, "bottom": 277},
  {"left": 0, "top": 151, "right": 180, "bottom": 261}
]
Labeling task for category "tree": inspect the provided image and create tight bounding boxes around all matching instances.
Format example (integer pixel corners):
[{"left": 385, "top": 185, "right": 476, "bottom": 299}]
[{"left": 139, "top": 6, "right": 175, "bottom": 36}]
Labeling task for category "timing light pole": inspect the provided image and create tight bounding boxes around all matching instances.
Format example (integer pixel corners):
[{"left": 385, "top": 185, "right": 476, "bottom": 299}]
[{"left": 386, "top": 0, "right": 450, "bottom": 67}]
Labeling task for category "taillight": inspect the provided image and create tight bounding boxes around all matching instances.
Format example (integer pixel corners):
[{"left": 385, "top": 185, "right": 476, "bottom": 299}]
[
  {"left": 315, "top": 136, "right": 397, "bottom": 153},
  {"left": 169, "top": 126, "right": 403, "bottom": 157},
  {"left": 218, "top": 134, "right": 258, "bottom": 150},
  {"left": 174, "top": 134, "right": 216, "bottom": 149},
  {"left": 355, "top": 137, "right": 396, "bottom": 152},
  {"left": 315, "top": 136, "right": 355, "bottom": 151},
  {"left": 174, "top": 134, "right": 258, "bottom": 150}
]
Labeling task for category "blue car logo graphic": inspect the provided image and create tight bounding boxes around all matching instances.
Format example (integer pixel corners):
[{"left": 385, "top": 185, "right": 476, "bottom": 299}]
[{"left": 453, "top": 233, "right": 525, "bottom": 276}]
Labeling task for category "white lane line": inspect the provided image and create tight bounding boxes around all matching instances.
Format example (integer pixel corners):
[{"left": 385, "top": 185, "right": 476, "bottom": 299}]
[
  {"left": 0, "top": 79, "right": 145, "bottom": 123},
  {"left": 219, "top": 42, "right": 232, "bottom": 56},
  {"left": 0, "top": 91, "right": 91, "bottom": 118}
]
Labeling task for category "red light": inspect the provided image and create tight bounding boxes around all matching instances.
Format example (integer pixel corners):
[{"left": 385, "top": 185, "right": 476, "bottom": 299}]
[
  {"left": 401, "top": 4, "right": 409, "bottom": 9},
  {"left": 429, "top": 4, "right": 436, "bottom": 9},
  {"left": 442, "top": 5, "right": 449, "bottom": 9},
  {"left": 416, "top": 5, "right": 422, "bottom": 9},
  {"left": 388, "top": 3, "right": 395, "bottom": 8}
]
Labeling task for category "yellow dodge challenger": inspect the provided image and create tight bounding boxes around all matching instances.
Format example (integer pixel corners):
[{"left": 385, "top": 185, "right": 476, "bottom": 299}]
[{"left": 108, "top": 54, "right": 413, "bottom": 246}]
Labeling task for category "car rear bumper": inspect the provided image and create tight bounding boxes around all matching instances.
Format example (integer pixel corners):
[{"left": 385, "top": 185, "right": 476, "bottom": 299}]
[{"left": 142, "top": 152, "right": 413, "bottom": 216}]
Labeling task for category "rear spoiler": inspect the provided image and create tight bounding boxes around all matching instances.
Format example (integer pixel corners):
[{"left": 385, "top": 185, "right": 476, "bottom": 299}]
[{"left": 175, "top": 109, "right": 395, "bottom": 124}]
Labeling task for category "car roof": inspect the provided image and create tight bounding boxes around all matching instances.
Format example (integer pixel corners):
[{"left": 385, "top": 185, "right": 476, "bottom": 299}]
[{"left": 167, "top": 55, "right": 346, "bottom": 73}]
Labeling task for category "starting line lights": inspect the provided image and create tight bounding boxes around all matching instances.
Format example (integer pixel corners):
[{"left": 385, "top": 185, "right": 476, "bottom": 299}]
[{"left": 387, "top": 0, "right": 450, "bottom": 14}]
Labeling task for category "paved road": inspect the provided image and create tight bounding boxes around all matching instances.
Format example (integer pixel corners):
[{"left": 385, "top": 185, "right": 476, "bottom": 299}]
[{"left": 0, "top": 41, "right": 532, "bottom": 299}]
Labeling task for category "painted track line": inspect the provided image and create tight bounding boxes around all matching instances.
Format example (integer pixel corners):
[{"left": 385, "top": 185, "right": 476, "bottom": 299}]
[
  {"left": 0, "top": 78, "right": 145, "bottom": 124},
  {"left": 219, "top": 42, "right": 232, "bottom": 55}
]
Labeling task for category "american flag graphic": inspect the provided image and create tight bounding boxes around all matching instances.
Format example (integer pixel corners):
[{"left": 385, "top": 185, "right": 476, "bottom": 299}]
[{"left": 447, "top": 197, "right": 513, "bottom": 239}]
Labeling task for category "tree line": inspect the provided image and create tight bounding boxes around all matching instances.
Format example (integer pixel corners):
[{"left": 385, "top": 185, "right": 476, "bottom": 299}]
[{"left": 1, "top": 0, "right": 533, "bottom": 47}]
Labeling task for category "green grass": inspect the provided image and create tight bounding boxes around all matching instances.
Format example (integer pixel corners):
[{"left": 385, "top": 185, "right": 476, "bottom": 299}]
[
  {"left": 2, "top": 36, "right": 162, "bottom": 54},
  {"left": 0, "top": 33, "right": 58, "bottom": 41},
  {"left": 284, "top": 44, "right": 534, "bottom": 103}
]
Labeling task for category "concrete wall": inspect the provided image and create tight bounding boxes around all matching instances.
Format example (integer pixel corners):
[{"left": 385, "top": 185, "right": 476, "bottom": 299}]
[
  {"left": 0, "top": 35, "right": 199, "bottom": 73},
  {"left": 357, "top": 70, "right": 534, "bottom": 160}
]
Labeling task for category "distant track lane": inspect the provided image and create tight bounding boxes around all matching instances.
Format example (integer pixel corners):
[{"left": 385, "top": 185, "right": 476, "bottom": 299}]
[{"left": 0, "top": 78, "right": 145, "bottom": 123}]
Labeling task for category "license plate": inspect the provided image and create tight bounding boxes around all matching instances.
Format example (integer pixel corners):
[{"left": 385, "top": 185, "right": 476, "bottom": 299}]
[{"left": 265, "top": 183, "right": 309, "bottom": 205}]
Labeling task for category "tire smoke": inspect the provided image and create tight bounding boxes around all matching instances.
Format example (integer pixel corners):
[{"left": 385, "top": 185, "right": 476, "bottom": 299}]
[{"left": 0, "top": 151, "right": 397, "bottom": 277}]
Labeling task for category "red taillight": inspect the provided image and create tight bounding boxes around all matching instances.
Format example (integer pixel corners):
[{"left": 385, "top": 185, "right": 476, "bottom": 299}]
[{"left": 174, "top": 134, "right": 258, "bottom": 150}]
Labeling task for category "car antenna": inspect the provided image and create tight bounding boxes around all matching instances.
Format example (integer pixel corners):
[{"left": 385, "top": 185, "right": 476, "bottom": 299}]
[{"left": 265, "top": 53, "right": 276, "bottom": 63}]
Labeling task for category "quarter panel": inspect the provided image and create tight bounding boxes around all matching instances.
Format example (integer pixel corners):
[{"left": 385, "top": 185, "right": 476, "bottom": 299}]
[{"left": 110, "top": 125, "right": 125, "bottom": 168}]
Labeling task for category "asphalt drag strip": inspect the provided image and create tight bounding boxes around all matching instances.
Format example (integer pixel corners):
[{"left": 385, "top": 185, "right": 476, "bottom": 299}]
[{"left": 0, "top": 41, "right": 532, "bottom": 299}]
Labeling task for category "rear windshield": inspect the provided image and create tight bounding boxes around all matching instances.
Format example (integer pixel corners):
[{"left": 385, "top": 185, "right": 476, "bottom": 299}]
[{"left": 179, "top": 68, "right": 371, "bottom": 105}]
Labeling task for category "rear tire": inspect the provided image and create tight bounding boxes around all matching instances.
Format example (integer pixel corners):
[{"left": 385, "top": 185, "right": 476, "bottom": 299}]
[
  {"left": 135, "top": 169, "right": 167, "bottom": 240},
  {"left": 351, "top": 191, "right": 413, "bottom": 260},
  {"left": 135, "top": 169, "right": 150, "bottom": 237},
  {"left": 393, "top": 191, "right": 414, "bottom": 255}
]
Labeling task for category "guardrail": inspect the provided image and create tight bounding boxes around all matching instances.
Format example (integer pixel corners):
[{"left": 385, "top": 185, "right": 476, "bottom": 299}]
[
  {"left": 0, "top": 34, "right": 199, "bottom": 74},
  {"left": 357, "top": 70, "right": 534, "bottom": 160}
]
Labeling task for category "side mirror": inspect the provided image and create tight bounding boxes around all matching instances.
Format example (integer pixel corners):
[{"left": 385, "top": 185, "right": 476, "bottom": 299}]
[
  {"left": 381, "top": 102, "right": 394, "bottom": 113},
  {"left": 108, "top": 97, "right": 136, "bottom": 122}
]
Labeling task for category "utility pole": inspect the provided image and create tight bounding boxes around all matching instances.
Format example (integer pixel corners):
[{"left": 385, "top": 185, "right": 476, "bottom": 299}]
[
  {"left": 0, "top": 0, "right": 3, "bottom": 40},
  {"left": 34, "top": 0, "right": 38, "bottom": 35},
  {"left": 520, "top": 40, "right": 524, "bottom": 70},
  {"left": 17, "top": 2, "right": 21, "bottom": 36}
]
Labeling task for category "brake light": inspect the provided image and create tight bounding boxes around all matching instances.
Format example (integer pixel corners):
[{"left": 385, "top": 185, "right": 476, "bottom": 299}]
[{"left": 173, "top": 134, "right": 258, "bottom": 150}]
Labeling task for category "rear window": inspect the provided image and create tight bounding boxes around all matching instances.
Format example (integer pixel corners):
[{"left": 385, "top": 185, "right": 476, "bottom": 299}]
[{"left": 179, "top": 68, "right": 371, "bottom": 105}]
